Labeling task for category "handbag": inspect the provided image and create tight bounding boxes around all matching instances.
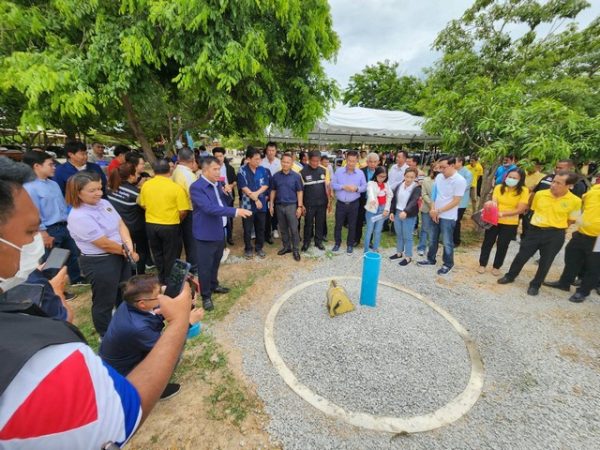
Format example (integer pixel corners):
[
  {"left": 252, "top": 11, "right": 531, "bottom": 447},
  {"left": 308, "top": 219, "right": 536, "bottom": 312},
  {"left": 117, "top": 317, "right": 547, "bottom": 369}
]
[{"left": 472, "top": 209, "right": 493, "bottom": 230}]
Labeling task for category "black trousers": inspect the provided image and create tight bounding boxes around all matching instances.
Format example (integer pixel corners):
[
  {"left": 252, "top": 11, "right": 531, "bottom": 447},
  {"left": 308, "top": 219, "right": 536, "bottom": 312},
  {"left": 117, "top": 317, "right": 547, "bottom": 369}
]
[
  {"left": 195, "top": 238, "right": 225, "bottom": 300},
  {"left": 130, "top": 227, "right": 151, "bottom": 275},
  {"left": 453, "top": 207, "right": 467, "bottom": 245},
  {"left": 334, "top": 199, "right": 359, "bottom": 246},
  {"left": 276, "top": 203, "right": 300, "bottom": 250},
  {"left": 559, "top": 232, "right": 600, "bottom": 296},
  {"left": 181, "top": 213, "right": 198, "bottom": 276},
  {"left": 478, "top": 224, "right": 517, "bottom": 269},
  {"left": 243, "top": 211, "right": 266, "bottom": 251},
  {"left": 264, "top": 203, "right": 278, "bottom": 241},
  {"left": 146, "top": 223, "right": 182, "bottom": 284},
  {"left": 355, "top": 195, "right": 367, "bottom": 245},
  {"left": 79, "top": 254, "right": 130, "bottom": 336},
  {"left": 505, "top": 226, "right": 565, "bottom": 288},
  {"left": 304, "top": 205, "right": 327, "bottom": 246}
]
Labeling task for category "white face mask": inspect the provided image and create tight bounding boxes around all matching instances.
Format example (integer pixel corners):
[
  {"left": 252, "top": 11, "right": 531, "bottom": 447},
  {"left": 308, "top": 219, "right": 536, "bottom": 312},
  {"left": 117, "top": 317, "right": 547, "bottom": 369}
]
[
  {"left": 505, "top": 178, "right": 519, "bottom": 187},
  {"left": 0, "top": 233, "right": 45, "bottom": 293}
]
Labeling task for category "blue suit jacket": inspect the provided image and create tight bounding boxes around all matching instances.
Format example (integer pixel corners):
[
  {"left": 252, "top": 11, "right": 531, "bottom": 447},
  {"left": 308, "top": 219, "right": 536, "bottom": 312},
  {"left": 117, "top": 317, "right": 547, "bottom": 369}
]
[
  {"left": 53, "top": 161, "right": 107, "bottom": 195},
  {"left": 190, "top": 177, "right": 237, "bottom": 241}
]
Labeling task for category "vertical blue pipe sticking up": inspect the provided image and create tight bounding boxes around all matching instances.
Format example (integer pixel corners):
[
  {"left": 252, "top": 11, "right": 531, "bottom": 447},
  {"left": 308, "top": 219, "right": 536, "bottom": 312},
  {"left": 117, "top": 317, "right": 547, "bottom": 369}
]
[{"left": 360, "top": 251, "right": 381, "bottom": 307}]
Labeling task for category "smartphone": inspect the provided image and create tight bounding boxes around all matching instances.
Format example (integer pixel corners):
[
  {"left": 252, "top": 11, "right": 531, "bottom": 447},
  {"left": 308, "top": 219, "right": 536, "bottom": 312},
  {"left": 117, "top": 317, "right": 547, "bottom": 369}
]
[
  {"left": 164, "top": 259, "right": 192, "bottom": 298},
  {"left": 42, "top": 248, "right": 70, "bottom": 278}
]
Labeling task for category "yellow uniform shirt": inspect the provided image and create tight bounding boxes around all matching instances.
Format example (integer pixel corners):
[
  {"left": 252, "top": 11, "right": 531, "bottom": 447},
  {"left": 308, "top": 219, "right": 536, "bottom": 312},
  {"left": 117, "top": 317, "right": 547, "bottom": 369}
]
[
  {"left": 466, "top": 162, "right": 483, "bottom": 187},
  {"left": 530, "top": 190, "right": 582, "bottom": 229},
  {"left": 138, "top": 175, "right": 189, "bottom": 225},
  {"left": 171, "top": 164, "right": 198, "bottom": 210},
  {"left": 292, "top": 162, "right": 303, "bottom": 173},
  {"left": 525, "top": 171, "right": 545, "bottom": 191},
  {"left": 319, "top": 164, "right": 331, "bottom": 183},
  {"left": 492, "top": 185, "right": 529, "bottom": 226},
  {"left": 578, "top": 184, "right": 600, "bottom": 237}
]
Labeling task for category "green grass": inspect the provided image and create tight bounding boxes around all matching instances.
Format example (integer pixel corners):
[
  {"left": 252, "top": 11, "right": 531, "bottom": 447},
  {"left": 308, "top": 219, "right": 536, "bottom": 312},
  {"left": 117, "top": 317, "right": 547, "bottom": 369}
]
[{"left": 207, "top": 372, "right": 257, "bottom": 426}]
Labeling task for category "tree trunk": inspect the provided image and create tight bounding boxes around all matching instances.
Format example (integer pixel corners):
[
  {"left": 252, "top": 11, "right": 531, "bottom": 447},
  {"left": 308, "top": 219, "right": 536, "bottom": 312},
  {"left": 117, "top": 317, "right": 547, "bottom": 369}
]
[
  {"left": 477, "top": 161, "right": 500, "bottom": 210},
  {"left": 121, "top": 93, "right": 156, "bottom": 164}
]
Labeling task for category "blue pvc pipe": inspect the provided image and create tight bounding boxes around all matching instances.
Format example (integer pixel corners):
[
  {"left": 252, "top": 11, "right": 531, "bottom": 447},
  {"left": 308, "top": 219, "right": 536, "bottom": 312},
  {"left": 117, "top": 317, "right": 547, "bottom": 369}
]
[{"left": 360, "top": 251, "right": 381, "bottom": 307}]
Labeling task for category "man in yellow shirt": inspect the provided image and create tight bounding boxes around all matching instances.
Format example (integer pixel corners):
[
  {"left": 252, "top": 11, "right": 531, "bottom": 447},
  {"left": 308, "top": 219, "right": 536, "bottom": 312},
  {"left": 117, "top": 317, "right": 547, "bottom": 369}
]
[
  {"left": 171, "top": 148, "right": 199, "bottom": 277},
  {"left": 498, "top": 171, "right": 582, "bottom": 296},
  {"left": 467, "top": 155, "right": 484, "bottom": 210},
  {"left": 524, "top": 159, "right": 545, "bottom": 191},
  {"left": 139, "top": 159, "right": 189, "bottom": 283},
  {"left": 543, "top": 184, "right": 600, "bottom": 302}
]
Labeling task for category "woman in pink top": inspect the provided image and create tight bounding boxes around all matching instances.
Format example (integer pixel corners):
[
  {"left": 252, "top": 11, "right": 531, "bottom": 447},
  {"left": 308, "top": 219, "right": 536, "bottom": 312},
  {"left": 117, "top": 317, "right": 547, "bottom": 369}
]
[{"left": 66, "top": 172, "right": 138, "bottom": 337}]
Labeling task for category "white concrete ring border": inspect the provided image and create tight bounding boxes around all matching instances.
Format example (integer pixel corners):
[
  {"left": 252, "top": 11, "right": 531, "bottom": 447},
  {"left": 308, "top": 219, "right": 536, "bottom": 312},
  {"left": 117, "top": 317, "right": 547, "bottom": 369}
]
[{"left": 264, "top": 276, "right": 485, "bottom": 434}]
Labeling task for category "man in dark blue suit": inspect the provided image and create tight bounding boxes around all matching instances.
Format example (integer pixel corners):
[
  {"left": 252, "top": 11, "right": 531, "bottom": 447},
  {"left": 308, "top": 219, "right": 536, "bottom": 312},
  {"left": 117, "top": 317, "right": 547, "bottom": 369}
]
[
  {"left": 53, "top": 141, "right": 107, "bottom": 195},
  {"left": 190, "top": 156, "right": 252, "bottom": 310}
]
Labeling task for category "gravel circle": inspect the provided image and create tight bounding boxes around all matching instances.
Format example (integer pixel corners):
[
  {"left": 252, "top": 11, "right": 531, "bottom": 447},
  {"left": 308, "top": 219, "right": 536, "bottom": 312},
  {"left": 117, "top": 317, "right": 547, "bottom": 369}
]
[
  {"left": 227, "top": 243, "right": 600, "bottom": 449},
  {"left": 275, "top": 279, "right": 471, "bottom": 417}
]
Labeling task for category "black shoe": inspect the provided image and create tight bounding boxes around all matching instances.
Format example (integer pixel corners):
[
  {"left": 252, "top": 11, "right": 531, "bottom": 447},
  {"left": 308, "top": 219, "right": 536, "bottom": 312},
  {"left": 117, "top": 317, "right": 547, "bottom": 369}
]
[
  {"left": 160, "top": 383, "right": 181, "bottom": 400},
  {"left": 347, "top": 246, "right": 354, "bottom": 254},
  {"left": 389, "top": 253, "right": 403, "bottom": 260},
  {"left": 332, "top": 244, "right": 340, "bottom": 252},
  {"left": 417, "top": 260, "right": 435, "bottom": 266},
  {"left": 569, "top": 292, "right": 586, "bottom": 303},
  {"left": 293, "top": 251, "right": 301, "bottom": 261},
  {"left": 265, "top": 239, "right": 274, "bottom": 245},
  {"left": 322, "top": 237, "right": 329, "bottom": 242},
  {"left": 244, "top": 250, "right": 253, "bottom": 259},
  {"left": 301, "top": 244, "right": 309, "bottom": 252},
  {"left": 202, "top": 298, "right": 214, "bottom": 311},
  {"left": 543, "top": 281, "right": 570, "bottom": 292},
  {"left": 399, "top": 258, "right": 411, "bottom": 266},
  {"left": 64, "top": 291, "right": 77, "bottom": 301},
  {"left": 227, "top": 239, "right": 234, "bottom": 246},
  {"left": 527, "top": 286, "right": 539, "bottom": 296},
  {"left": 497, "top": 276, "right": 514, "bottom": 285},
  {"left": 213, "top": 286, "right": 230, "bottom": 294},
  {"left": 277, "top": 248, "right": 292, "bottom": 256},
  {"left": 437, "top": 265, "right": 451, "bottom": 275},
  {"left": 315, "top": 243, "right": 325, "bottom": 251},
  {"left": 257, "top": 249, "right": 266, "bottom": 258}
]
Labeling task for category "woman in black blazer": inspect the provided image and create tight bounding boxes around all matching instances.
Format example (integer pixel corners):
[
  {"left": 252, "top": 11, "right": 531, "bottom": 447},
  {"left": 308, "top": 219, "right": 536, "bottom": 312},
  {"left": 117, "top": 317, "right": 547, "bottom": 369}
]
[{"left": 389, "top": 168, "right": 422, "bottom": 265}]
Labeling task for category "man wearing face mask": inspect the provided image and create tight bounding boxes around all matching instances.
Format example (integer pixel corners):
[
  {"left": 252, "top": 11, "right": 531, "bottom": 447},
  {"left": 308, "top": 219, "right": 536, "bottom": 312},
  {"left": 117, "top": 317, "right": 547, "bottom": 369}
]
[{"left": 0, "top": 156, "right": 193, "bottom": 449}]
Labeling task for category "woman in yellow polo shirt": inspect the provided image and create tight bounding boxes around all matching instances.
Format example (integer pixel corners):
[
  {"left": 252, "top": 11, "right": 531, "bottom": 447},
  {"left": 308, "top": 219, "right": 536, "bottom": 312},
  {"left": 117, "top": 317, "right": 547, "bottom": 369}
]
[{"left": 478, "top": 168, "right": 529, "bottom": 275}]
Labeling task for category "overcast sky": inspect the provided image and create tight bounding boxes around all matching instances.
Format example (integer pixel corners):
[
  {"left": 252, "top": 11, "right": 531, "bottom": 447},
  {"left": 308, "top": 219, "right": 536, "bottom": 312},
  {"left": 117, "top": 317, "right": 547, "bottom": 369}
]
[{"left": 323, "top": 0, "right": 600, "bottom": 89}]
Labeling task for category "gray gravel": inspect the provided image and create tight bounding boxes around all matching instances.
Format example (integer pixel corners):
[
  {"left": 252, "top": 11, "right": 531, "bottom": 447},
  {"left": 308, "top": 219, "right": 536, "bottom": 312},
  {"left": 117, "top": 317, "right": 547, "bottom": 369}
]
[{"left": 226, "top": 243, "right": 600, "bottom": 449}]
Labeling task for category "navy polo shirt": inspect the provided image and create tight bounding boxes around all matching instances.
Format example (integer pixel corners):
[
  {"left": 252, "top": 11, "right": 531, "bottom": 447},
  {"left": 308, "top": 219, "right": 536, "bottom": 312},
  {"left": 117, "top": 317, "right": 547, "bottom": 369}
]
[
  {"left": 99, "top": 302, "right": 164, "bottom": 375},
  {"left": 271, "top": 170, "right": 303, "bottom": 204}
]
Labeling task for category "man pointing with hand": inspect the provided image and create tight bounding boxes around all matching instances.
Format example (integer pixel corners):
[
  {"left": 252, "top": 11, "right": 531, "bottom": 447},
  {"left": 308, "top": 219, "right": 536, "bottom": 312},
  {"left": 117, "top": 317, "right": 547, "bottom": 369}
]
[{"left": 191, "top": 156, "right": 252, "bottom": 311}]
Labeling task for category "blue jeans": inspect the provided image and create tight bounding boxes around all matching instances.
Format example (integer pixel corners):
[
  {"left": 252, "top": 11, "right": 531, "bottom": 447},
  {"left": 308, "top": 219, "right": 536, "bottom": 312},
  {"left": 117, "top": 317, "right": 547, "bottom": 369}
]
[
  {"left": 394, "top": 215, "right": 417, "bottom": 257},
  {"left": 364, "top": 205, "right": 385, "bottom": 252},
  {"left": 417, "top": 211, "right": 433, "bottom": 253},
  {"left": 45, "top": 223, "right": 82, "bottom": 283},
  {"left": 426, "top": 218, "right": 457, "bottom": 268}
]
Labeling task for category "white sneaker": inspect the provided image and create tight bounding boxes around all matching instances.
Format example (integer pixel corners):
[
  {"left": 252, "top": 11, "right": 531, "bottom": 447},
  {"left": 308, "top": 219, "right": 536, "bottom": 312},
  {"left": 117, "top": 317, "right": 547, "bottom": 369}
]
[
  {"left": 273, "top": 230, "right": 280, "bottom": 239},
  {"left": 220, "top": 247, "right": 230, "bottom": 263}
]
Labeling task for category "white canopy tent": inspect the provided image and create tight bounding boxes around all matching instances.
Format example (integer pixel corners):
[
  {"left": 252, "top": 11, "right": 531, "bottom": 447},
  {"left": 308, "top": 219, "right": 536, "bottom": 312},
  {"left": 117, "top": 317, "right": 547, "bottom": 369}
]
[{"left": 266, "top": 104, "right": 439, "bottom": 145}]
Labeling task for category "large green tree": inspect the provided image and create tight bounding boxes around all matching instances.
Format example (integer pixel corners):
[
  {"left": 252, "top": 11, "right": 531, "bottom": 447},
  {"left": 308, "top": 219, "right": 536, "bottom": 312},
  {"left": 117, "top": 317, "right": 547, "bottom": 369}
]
[
  {"left": 0, "top": 0, "right": 339, "bottom": 161},
  {"left": 420, "top": 0, "right": 599, "bottom": 205},
  {"left": 343, "top": 60, "right": 424, "bottom": 114}
]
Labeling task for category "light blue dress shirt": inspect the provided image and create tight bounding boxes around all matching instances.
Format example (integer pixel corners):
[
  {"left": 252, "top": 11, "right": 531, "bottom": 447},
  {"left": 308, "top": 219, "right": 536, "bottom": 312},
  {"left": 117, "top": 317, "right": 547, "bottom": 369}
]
[{"left": 24, "top": 178, "right": 69, "bottom": 230}]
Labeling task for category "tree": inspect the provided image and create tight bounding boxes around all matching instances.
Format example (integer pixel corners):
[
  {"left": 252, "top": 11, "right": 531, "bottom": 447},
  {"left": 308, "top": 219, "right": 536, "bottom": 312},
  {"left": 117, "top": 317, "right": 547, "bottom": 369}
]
[
  {"left": 343, "top": 60, "right": 424, "bottom": 114},
  {"left": 0, "top": 0, "right": 339, "bottom": 162},
  {"left": 420, "top": 0, "right": 600, "bottom": 207}
]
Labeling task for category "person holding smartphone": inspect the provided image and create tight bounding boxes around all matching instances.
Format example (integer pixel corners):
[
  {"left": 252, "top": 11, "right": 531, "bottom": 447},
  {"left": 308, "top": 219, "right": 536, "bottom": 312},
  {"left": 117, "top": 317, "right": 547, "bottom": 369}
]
[{"left": 66, "top": 172, "right": 139, "bottom": 337}]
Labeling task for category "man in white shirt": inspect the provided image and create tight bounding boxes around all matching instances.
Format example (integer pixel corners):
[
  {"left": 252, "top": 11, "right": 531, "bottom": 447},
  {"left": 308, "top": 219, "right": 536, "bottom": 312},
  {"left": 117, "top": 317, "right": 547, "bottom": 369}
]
[
  {"left": 260, "top": 142, "right": 282, "bottom": 241},
  {"left": 388, "top": 150, "right": 409, "bottom": 191},
  {"left": 417, "top": 156, "right": 467, "bottom": 275}
]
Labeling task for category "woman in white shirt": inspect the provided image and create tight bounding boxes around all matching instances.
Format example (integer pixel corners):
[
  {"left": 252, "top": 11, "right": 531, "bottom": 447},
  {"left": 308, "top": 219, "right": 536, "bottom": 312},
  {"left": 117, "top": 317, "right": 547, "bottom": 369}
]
[
  {"left": 389, "top": 168, "right": 422, "bottom": 265},
  {"left": 363, "top": 166, "right": 393, "bottom": 253}
]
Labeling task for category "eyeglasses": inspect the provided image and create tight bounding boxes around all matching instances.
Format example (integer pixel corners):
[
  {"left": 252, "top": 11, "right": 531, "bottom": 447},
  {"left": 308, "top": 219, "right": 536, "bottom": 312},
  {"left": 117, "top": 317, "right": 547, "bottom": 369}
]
[{"left": 135, "top": 297, "right": 159, "bottom": 303}]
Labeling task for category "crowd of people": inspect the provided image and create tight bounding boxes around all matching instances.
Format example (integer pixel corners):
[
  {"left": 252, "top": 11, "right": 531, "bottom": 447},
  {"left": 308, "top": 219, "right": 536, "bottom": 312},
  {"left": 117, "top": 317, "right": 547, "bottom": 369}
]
[{"left": 0, "top": 141, "right": 598, "bottom": 447}]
